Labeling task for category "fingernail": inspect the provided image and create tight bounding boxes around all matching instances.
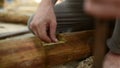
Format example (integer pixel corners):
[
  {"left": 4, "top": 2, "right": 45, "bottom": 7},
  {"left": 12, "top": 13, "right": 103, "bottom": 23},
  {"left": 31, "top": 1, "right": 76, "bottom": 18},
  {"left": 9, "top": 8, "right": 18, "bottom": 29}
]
[{"left": 54, "top": 38, "right": 58, "bottom": 42}]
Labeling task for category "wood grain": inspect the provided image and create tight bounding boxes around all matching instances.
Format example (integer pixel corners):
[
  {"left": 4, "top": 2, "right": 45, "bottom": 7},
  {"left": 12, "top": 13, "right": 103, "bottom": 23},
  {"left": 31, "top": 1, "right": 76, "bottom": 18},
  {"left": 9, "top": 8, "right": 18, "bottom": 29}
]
[{"left": 0, "top": 30, "right": 94, "bottom": 68}]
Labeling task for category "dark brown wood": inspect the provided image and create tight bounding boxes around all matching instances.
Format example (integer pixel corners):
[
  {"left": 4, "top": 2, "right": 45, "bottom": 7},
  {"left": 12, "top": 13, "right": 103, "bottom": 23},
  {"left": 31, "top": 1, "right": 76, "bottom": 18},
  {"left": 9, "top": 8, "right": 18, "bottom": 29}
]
[
  {"left": 0, "top": 30, "right": 93, "bottom": 68},
  {"left": 0, "top": 0, "right": 4, "bottom": 8},
  {"left": 93, "top": 20, "right": 109, "bottom": 68}
]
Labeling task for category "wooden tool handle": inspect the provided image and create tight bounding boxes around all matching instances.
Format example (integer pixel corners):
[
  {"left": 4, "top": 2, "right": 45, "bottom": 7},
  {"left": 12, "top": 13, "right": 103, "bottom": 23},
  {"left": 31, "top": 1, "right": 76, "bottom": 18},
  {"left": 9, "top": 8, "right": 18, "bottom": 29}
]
[{"left": 93, "top": 19, "right": 109, "bottom": 68}]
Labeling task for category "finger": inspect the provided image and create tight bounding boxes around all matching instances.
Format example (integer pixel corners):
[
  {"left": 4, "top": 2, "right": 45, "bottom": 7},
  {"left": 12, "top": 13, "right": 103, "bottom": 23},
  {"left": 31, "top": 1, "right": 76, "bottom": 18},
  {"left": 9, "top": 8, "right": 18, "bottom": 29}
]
[
  {"left": 29, "top": 22, "right": 39, "bottom": 36},
  {"left": 50, "top": 21, "right": 58, "bottom": 42},
  {"left": 37, "top": 24, "right": 52, "bottom": 43}
]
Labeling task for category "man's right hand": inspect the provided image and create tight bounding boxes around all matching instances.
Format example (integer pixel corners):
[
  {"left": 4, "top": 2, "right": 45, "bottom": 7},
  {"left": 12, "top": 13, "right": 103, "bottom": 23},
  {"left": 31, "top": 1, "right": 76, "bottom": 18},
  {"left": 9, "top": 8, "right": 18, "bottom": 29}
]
[
  {"left": 84, "top": 0, "right": 120, "bottom": 18},
  {"left": 30, "top": 0, "right": 58, "bottom": 43},
  {"left": 103, "top": 51, "right": 120, "bottom": 68}
]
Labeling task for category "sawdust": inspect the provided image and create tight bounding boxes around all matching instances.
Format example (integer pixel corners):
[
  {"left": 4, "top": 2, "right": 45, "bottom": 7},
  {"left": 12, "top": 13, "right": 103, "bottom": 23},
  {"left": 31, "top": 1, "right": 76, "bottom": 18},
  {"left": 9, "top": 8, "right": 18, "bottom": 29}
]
[{"left": 77, "top": 57, "right": 93, "bottom": 68}]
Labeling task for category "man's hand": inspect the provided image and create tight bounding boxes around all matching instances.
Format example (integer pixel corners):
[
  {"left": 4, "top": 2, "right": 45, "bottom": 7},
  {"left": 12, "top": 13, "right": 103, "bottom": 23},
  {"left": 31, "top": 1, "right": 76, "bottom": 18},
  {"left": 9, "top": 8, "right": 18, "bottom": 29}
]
[
  {"left": 84, "top": 0, "right": 120, "bottom": 18},
  {"left": 30, "top": 0, "right": 58, "bottom": 43},
  {"left": 103, "top": 51, "right": 120, "bottom": 68}
]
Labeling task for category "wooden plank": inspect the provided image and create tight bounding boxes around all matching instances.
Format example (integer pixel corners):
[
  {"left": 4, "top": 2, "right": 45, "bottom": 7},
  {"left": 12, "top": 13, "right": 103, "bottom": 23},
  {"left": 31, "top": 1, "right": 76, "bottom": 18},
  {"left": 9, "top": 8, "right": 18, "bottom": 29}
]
[
  {"left": 0, "top": 30, "right": 93, "bottom": 68},
  {"left": 0, "top": 22, "right": 28, "bottom": 34},
  {"left": 0, "top": 12, "right": 29, "bottom": 24},
  {"left": 0, "top": 22, "right": 30, "bottom": 39},
  {"left": 0, "top": 0, "right": 4, "bottom": 8}
]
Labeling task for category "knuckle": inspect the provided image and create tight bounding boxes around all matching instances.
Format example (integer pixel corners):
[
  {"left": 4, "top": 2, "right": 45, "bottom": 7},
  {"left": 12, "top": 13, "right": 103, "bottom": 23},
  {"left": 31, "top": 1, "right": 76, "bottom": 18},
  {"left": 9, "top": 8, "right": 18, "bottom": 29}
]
[
  {"left": 51, "top": 22, "right": 57, "bottom": 27},
  {"left": 40, "top": 36, "right": 50, "bottom": 42},
  {"left": 54, "top": 22, "right": 57, "bottom": 25},
  {"left": 30, "top": 22, "right": 38, "bottom": 29}
]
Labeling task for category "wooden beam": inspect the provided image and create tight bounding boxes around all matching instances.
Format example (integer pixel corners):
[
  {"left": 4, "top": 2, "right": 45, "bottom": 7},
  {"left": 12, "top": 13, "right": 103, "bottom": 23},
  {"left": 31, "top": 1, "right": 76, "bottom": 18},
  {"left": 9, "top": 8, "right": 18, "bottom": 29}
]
[
  {"left": 0, "top": 30, "right": 93, "bottom": 68},
  {"left": 0, "top": 0, "right": 4, "bottom": 8},
  {"left": 0, "top": 12, "right": 29, "bottom": 24}
]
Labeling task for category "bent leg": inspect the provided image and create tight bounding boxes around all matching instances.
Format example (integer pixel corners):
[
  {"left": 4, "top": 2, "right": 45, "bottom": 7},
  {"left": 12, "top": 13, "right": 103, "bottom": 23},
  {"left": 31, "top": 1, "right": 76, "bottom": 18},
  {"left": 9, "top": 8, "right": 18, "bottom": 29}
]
[
  {"left": 103, "top": 20, "right": 120, "bottom": 68},
  {"left": 107, "top": 20, "right": 120, "bottom": 54}
]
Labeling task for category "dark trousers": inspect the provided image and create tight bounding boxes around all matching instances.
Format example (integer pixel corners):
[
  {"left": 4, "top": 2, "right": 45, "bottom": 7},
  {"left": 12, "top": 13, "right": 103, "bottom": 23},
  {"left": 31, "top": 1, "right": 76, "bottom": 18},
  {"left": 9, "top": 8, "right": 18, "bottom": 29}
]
[{"left": 107, "top": 20, "right": 120, "bottom": 54}]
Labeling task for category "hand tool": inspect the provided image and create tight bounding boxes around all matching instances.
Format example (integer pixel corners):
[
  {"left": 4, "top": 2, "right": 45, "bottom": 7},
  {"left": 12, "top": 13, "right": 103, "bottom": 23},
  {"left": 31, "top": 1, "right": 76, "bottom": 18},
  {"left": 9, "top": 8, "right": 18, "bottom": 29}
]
[{"left": 93, "top": 19, "right": 109, "bottom": 68}]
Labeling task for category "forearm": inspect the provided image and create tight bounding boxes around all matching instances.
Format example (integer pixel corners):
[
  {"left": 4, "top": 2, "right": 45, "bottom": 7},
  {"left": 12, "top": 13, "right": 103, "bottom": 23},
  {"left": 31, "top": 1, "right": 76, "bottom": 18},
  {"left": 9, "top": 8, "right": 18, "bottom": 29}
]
[
  {"left": 40, "top": 0, "right": 57, "bottom": 7},
  {"left": 34, "top": 0, "right": 57, "bottom": 18}
]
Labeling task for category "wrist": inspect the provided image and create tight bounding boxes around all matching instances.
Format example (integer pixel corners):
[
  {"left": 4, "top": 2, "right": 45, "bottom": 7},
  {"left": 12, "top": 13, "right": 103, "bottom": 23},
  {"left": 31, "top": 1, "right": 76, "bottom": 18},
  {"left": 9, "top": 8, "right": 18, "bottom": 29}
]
[
  {"left": 40, "top": 0, "right": 54, "bottom": 7},
  {"left": 36, "top": 0, "right": 53, "bottom": 13}
]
